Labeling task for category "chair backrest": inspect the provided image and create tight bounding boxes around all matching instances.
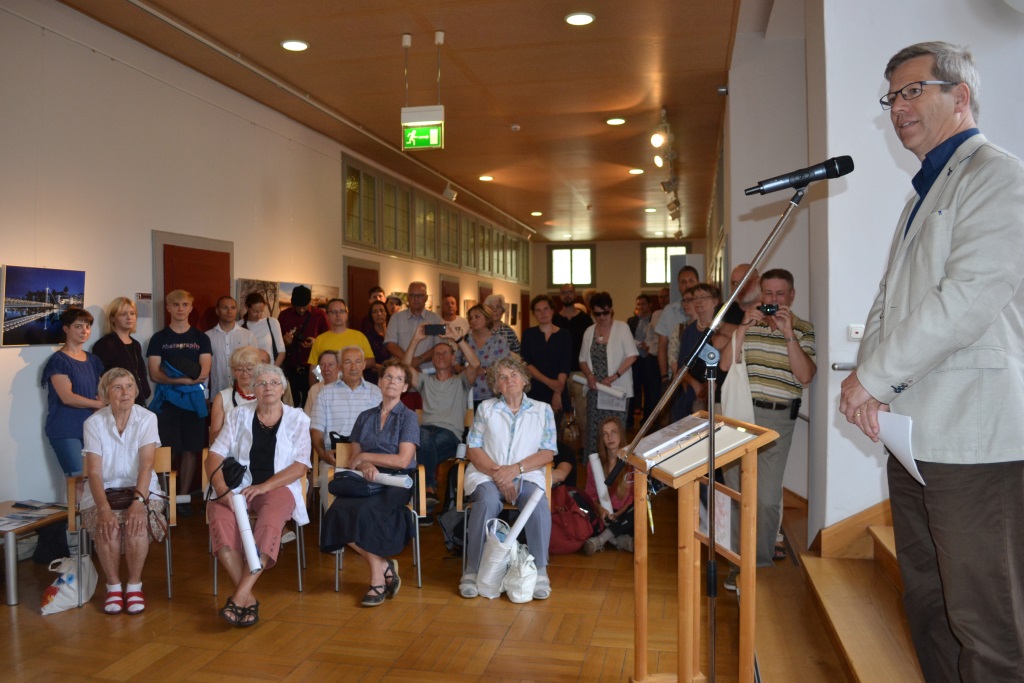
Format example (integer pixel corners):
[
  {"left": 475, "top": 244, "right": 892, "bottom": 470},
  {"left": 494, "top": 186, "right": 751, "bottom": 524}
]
[
  {"left": 66, "top": 476, "right": 82, "bottom": 532},
  {"left": 153, "top": 446, "right": 177, "bottom": 526},
  {"left": 335, "top": 442, "right": 352, "bottom": 468},
  {"left": 464, "top": 407, "right": 474, "bottom": 428}
]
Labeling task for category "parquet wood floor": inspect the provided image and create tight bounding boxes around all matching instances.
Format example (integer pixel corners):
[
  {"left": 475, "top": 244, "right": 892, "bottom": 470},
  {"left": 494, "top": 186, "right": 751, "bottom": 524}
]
[{"left": 0, "top": 482, "right": 843, "bottom": 682}]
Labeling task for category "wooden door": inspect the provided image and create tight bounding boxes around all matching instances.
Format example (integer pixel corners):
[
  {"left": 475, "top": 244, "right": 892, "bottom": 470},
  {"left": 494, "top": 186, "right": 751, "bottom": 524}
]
[
  {"left": 347, "top": 265, "right": 380, "bottom": 329},
  {"left": 163, "top": 245, "right": 230, "bottom": 331},
  {"left": 520, "top": 291, "right": 531, "bottom": 330},
  {"left": 440, "top": 279, "right": 460, "bottom": 316}
]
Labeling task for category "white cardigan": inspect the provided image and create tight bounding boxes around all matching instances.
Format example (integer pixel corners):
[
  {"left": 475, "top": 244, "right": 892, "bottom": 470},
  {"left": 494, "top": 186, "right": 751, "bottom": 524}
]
[{"left": 579, "top": 320, "right": 638, "bottom": 397}]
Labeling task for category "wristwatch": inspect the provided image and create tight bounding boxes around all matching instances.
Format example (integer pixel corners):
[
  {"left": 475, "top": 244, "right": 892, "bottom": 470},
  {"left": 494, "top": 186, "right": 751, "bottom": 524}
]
[
  {"left": 518, "top": 463, "right": 525, "bottom": 474},
  {"left": 133, "top": 495, "right": 146, "bottom": 505}
]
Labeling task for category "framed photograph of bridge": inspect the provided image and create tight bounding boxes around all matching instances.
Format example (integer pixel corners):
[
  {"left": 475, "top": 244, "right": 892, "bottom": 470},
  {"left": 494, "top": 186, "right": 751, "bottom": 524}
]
[{"left": 2, "top": 265, "right": 86, "bottom": 346}]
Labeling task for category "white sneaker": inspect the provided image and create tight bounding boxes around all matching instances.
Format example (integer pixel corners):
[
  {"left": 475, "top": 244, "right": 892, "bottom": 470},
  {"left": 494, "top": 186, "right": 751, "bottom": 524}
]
[
  {"left": 583, "top": 536, "right": 606, "bottom": 556},
  {"left": 614, "top": 535, "right": 634, "bottom": 552},
  {"left": 281, "top": 531, "right": 297, "bottom": 544}
]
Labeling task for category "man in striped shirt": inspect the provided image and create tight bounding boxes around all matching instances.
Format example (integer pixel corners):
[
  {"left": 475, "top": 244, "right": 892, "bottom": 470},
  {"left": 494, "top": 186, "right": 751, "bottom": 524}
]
[{"left": 722, "top": 268, "right": 816, "bottom": 571}]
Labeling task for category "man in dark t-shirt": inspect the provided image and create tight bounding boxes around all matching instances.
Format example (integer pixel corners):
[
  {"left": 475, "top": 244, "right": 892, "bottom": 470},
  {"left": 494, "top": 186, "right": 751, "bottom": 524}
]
[
  {"left": 146, "top": 289, "right": 212, "bottom": 514},
  {"left": 278, "top": 285, "right": 329, "bottom": 409}
]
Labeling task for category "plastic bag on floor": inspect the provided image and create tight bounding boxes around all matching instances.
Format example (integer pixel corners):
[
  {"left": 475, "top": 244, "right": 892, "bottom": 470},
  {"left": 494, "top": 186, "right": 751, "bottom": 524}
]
[
  {"left": 502, "top": 542, "right": 537, "bottom": 603},
  {"left": 476, "top": 518, "right": 512, "bottom": 599},
  {"left": 41, "top": 555, "right": 97, "bottom": 615}
]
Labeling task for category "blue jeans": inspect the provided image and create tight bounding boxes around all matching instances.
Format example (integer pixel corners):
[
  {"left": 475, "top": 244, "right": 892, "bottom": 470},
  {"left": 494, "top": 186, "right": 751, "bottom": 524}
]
[
  {"left": 49, "top": 437, "right": 84, "bottom": 476},
  {"left": 417, "top": 425, "right": 461, "bottom": 491}
]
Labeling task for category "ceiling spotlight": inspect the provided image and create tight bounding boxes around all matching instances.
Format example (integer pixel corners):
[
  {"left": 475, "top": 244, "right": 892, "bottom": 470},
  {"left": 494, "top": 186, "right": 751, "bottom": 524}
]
[
  {"left": 645, "top": 208, "right": 656, "bottom": 213},
  {"left": 479, "top": 175, "right": 493, "bottom": 181},
  {"left": 651, "top": 132, "right": 665, "bottom": 148},
  {"left": 565, "top": 12, "right": 595, "bottom": 26},
  {"left": 661, "top": 178, "right": 677, "bottom": 193},
  {"left": 443, "top": 182, "right": 457, "bottom": 202},
  {"left": 667, "top": 198, "right": 680, "bottom": 212},
  {"left": 530, "top": 211, "right": 543, "bottom": 217},
  {"left": 606, "top": 117, "right": 626, "bottom": 126},
  {"left": 669, "top": 208, "right": 681, "bottom": 221},
  {"left": 629, "top": 168, "right": 644, "bottom": 175},
  {"left": 674, "top": 229, "right": 683, "bottom": 239},
  {"left": 281, "top": 40, "right": 309, "bottom": 52},
  {"left": 654, "top": 155, "right": 664, "bottom": 168}
]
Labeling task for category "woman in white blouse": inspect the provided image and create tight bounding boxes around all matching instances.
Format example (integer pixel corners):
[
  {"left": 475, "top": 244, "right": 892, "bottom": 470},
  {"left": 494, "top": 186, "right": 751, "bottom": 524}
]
[
  {"left": 578, "top": 292, "right": 639, "bottom": 455},
  {"left": 81, "top": 368, "right": 166, "bottom": 615},
  {"left": 241, "top": 292, "right": 286, "bottom": 367},
  {"left": 460, "top": 355, "right": 557, "bottom": 601}
]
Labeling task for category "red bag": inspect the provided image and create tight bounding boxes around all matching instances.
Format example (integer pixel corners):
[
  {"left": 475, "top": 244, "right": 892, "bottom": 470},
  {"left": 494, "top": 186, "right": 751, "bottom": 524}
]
[{"left": 549, "top": 485, "right": 604, "bottom": 554}]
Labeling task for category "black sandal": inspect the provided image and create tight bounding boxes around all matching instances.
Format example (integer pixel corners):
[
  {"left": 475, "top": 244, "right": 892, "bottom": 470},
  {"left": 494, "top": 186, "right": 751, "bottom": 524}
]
[
  {"left": 361, "top": 584, "right": 387, "bottom": 607},
  {"left": 236, "top": 600, "right": 260, "bottom": 627},
  {"left": 219, "top": 598, "right": 242, "bottom": 626},
  {"left": 384, "top": 559, "right": 401, "bottom": 599}
]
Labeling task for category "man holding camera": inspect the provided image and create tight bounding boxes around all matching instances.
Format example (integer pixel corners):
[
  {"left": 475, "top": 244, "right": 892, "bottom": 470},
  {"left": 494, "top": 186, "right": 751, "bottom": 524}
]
[
  {"left": 384, "top": 281, "right": 443, "bottom": 370},
  {"left": 722, "top": 268, "right": 816, "bottom": 573}
]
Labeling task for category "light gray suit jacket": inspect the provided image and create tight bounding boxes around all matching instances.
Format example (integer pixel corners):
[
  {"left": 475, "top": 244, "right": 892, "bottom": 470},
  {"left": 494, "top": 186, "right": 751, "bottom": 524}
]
[{"left": 858, "top": 133, "right": 1024, "bottom": 464}]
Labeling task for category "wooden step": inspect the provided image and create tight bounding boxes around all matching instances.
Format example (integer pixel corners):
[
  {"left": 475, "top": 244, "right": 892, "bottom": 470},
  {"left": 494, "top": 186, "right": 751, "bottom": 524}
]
[
  {"left": 803, "top": 555, "right": 923, "bottom": 683},
  {"left": 868, "top": 525, "right": 902, "bottom": 592}
]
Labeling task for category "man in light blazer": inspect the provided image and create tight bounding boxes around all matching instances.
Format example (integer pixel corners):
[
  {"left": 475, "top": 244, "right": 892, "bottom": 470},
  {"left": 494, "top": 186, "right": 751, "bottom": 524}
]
[{"left": 840, "top": 42, "right": 1024, "bottom": 681}]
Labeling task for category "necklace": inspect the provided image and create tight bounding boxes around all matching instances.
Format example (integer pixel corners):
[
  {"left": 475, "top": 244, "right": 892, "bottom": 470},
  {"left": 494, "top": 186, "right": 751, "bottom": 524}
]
[{"left": 235, "top": 382, "right": 256, "bottom": 401}]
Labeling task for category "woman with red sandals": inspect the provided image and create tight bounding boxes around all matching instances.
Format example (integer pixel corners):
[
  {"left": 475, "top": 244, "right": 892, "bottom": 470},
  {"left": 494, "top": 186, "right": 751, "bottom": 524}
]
[
  {"left": 206, "top": 364, "right": 311, "bottom": 627},
  {"left": 81, "top": 368, "right": 167, "bottom": 615}
]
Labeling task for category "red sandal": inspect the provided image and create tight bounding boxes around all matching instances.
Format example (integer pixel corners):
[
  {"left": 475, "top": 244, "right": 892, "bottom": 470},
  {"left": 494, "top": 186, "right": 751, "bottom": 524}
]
[
  {"left": 125, "top": 590, "right": 146, "bottom": 614},
  {"left": 104, "top": 588, "right": 124, "bottom": 615}
]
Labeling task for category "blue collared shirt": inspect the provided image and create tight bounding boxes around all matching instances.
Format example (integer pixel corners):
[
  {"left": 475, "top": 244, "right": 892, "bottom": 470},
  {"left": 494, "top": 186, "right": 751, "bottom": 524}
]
[{"left": 905, "top": 128, "right": 980, "bottom": 236}]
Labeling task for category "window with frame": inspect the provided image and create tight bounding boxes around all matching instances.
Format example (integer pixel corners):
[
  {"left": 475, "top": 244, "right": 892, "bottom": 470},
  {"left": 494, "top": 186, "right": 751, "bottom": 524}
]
[
  {"left": 507, "top": 237, "right": 519, "bottom": 282},
  {"left": 520, "top": 239, "right": 530, "bottom": 283},
  {"left": 381, "top": 179, "right": 411, "bottom": 254},
  {"left": 439, "top": 206, "right": 460, "bottom": 266},
  {"left": 642, "top": 244, "right": 688, "bottom": 286},
  {"left": 493, "top": 231, "right": 506, "bottom": 277},
  {"left": 462, "top": 217, "right": 477, "bottom": 270},
  {"left": 413, "top": 193, "right": 437, "bottom": 261},
  {"left": 547, "top": 245, "right": 594, "bottom": 287},
  {"left": 477, "top": 223, "right": 491, "bottom": 273},
  {"left": 343, "top": 162, "right": 378, "bottom": 247}
]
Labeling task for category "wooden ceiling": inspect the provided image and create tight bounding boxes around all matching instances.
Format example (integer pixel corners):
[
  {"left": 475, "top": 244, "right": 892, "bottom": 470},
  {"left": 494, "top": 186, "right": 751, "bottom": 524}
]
[{"left": 58, "top": 0, "right": 740, "bottom": 243}]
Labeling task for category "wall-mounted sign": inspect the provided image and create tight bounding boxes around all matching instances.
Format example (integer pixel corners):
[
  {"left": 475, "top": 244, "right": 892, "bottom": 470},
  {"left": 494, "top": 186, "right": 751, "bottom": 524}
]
[{"left": 401, "top": 105, "right": 444, "bottom": 151}]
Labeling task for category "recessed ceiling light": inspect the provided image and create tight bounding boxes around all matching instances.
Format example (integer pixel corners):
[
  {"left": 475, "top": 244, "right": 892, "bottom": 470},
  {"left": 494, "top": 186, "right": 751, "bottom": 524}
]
[
  {"left": 479, "top": 175, "right": 493, "bottom": 182},
  {"left": 281, "top": 40, "right": 309, "bottom": 52},
  {"left": 645, "top": 208, "right": 656, "bottom": 213},
  {"left": 565, "top": 12, "right": 595, "bottom": 26},
  {"left": 606, "top": 117, "right": 626, "bottom": 126},
  {"left": 563, "top": 233, "right": 572, "bottom": 238},
  {"left": 629, "top": 169, "right": 644, "bottom": 175},
  {"left": 651, "top": 132, "right": 666, "bottom": 148},
  {"left": 654, "top": 155, "right": 664, "bottom": 168},
  {"left": 655, "top": 231, "right": 664, "bottom": 236},
  {"left": 531, "top": 211, "right": 543, "bottom": 217}
]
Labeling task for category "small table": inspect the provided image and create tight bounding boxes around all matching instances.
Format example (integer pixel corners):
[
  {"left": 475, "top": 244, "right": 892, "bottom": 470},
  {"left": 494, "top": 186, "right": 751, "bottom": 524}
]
[{"left": 0, "top": 502, "right": 68, "bottom": 605}]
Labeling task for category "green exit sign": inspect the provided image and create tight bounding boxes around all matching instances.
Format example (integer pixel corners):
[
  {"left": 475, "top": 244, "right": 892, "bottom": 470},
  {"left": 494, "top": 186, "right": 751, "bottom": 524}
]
[{"left": 403, "top": 124, "right": 444, "bottom": 150}]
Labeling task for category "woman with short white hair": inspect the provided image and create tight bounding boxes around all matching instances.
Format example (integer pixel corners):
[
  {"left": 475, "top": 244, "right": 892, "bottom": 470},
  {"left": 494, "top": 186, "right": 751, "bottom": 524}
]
[{"left": 484, "top": 294, "right": 521, "bottom": 355}]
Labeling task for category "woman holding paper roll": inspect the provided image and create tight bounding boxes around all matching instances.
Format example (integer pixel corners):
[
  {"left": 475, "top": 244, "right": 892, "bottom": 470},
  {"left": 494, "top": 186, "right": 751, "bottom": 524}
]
[
  {"left": 460, "top": 354, "right": 557, "bottom": 600},
  {"left": 206, "top": 363, "right": 311, "bottom": 627},
  {"left": 583, "top": 417, "right": 635, "bottom": 555},
  {"left": 578, "top": 292, "right": 638, "bottom": 456},
  {"left": 320, "top": 359, "right": 419, "bottom": 608}
]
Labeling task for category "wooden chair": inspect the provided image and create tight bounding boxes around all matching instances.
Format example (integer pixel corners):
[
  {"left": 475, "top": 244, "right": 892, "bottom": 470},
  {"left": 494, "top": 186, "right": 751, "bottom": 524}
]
[
  {"left": 426, "top": 407, "right": 476, "bottom": 507},
  {"left": 327, "top": 443, "right": 425, "bottom": 592},
  {"left": 66, "top": 448, "right": 177, "bottom": 604},
  {"left": 201, "top": 449, "right": 308, "bottom": 594},
  {"left": 455, "top": 459, "right": 553, "bottom": 574}
]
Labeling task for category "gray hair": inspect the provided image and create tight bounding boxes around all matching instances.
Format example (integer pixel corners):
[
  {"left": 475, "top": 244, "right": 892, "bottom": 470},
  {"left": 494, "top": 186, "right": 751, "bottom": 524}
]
[
  {"left": 318, "top": 349, "right": 341, "bottom": 365},
  {"left": 484, "top": 293, "right": 506, "bottom": 311},
  {"left": 253, "top": 363, "right": 286, "bottom": 385},
  {"left": 884, "top": 41, "right": 979, "bottom": 120},
  {"left": 98, "top": 367, "right": 137, "bottom": 400},
  {"left": 485, "top": 353, "right": 531, "bottom": 396},
  {"left": 338, "top": 345, "right": 366, "bottom": 361}
]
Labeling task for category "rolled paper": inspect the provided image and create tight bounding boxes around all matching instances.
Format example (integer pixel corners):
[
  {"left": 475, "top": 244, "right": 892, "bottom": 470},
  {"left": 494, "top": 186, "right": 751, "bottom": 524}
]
[
  {"left": 230, "top": 494, "right": 263, "bottom": 574},
  {"left": 502, "top": 486, "right": 545, "bottom": 549},
  {"left": 372, "top": 472, "right": 414, "bottom": 489},
  {"left": 588, "top": 452, "right": 614, "bottom": 513},
  {"left": 571, "top": 374, "right": 627, "bottom": 400}
]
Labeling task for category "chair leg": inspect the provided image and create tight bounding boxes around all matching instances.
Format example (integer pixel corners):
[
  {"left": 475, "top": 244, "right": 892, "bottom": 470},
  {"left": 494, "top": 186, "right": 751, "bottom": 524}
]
[
  {"left": 76, "top": 529, "right": 86, "bottom": 608},
  {"left": 414, "top": 510, "right": 422, "bottom": 588},
  {"left": 165, "top": 530, "right": 173, "bottom": 599},
  {"left": 295, "top": 524, "right": 304, "bottom": 593},
  {"left": 334, "top": 548, "right": 344, "bottom": 592}
]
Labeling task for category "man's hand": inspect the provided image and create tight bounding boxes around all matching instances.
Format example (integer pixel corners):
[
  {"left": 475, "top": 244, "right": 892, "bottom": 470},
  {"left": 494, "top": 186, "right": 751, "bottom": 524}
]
[
  {"left": 839, "top": 370, "right": 889, "bottom": 441},
  {"left": 774, "top": 305, "right": 795, "bottom": 337}
]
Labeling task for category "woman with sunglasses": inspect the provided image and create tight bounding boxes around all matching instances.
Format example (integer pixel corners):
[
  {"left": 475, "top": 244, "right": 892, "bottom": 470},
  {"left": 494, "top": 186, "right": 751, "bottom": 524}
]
[{"left": 578, "top": 292, "right": 638, "bottom": 455}]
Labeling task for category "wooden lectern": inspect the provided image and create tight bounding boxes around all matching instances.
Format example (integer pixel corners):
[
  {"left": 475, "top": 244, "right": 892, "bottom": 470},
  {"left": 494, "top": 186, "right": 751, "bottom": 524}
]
[{"left": 628, "top": 413, "right": 779, "bottom": 683}]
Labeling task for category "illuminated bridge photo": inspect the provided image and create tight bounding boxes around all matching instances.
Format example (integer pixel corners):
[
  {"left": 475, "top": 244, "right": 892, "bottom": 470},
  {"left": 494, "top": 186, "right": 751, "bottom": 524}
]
[{"left": 2, "top": 266, "right": 85, "bottom": 346}]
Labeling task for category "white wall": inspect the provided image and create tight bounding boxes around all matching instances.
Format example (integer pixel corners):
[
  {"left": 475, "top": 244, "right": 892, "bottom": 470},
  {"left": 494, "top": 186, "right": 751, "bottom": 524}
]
[
  {"left": 0, "top": 0, "right": 525, "bottom": 502},
  {"left": 726, "top": 5, "right": 811, "bottom": 499}
]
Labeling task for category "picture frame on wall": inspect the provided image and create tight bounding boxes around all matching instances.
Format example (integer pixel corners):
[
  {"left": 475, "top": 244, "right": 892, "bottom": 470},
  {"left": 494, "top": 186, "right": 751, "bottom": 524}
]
[
  {"left": 2, "top": 265, "right": 86, "bottom": 346},
  {"left": 236, "top": 278, "right": 280, "bottom": 318}
]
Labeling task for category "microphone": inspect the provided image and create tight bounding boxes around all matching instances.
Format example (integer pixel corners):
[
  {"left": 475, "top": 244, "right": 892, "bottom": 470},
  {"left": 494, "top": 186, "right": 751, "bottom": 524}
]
[{"left": 744, "top": 156, "right": 854, "bottom": 195}]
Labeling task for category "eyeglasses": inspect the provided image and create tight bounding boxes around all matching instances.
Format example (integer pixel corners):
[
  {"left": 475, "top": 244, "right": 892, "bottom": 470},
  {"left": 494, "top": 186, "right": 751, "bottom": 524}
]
[
  {"left": 380, "top": 374, "right": 406, "bottom": 384},
  {"left": 879, "top": 80, "right": 957, "bottom": 109},
  {"left": 231, "top": 365, "right": 255, "bottom": 373},
  {"left": 592, "top": 310, "right": 611, "bottom": 317},
  {"left": 253, "top": 380, "right": 283, "bottom": 390},
  {"left": 108, "top": 383, "right": 135, "bottom": 393}
]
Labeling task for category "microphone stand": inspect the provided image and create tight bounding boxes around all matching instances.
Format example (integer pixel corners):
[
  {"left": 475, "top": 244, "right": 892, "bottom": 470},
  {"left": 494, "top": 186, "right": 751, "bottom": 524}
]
[{"left": 616, "top": 186, "right": 807, "bottom": 682}]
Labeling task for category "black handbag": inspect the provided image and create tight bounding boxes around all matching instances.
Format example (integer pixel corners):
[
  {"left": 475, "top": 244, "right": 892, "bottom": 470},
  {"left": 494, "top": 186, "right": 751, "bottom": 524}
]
[
  {"left": 327, "top": 470, "right": 385, "bottom": 498},
  {"left": 104, "top": 487, "right": 139, "bottom": 510},
  {"left": 206, "top": 457, "right": 247, "bottom": 499}
]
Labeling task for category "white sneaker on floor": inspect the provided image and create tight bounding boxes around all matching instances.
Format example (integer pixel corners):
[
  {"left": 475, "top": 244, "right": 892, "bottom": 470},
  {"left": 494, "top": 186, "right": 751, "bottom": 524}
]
[
  {"left": 583, "top": 536, "right": 605, "bottom": 556},
  {"left": 614, "top": 535, "right": 634, "bottom": 552},
  {"left": 281, "top": 531, "right": 297, "bottom": 544}
]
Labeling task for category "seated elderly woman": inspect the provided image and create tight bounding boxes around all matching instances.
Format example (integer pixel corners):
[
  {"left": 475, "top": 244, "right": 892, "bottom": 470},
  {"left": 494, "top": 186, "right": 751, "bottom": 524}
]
[
  {"left": 460, "top": 354, "right": 557, "bottom": 601},
  {"left": 206, "top": 364, "right": 310, "bottom": 627},
  {"left": 81, "top": 368, "right": 167, "bottom": 615},
  {"left": 320, "top": 359, "right": 419, "bottom": 608}
]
